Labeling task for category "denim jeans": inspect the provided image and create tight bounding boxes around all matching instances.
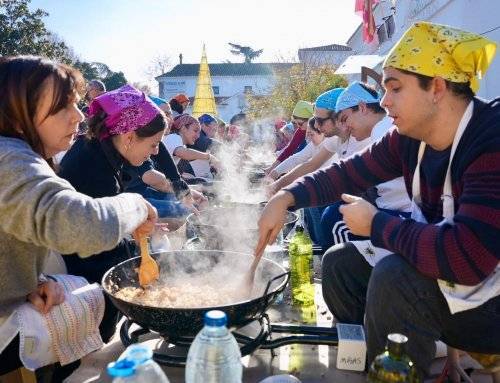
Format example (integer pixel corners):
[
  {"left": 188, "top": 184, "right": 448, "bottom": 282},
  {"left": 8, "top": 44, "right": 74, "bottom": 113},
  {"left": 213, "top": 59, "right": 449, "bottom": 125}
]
[
  {"left": 321, "top": 243, "right": 500, "bottom": 375},
  {"left": 136, "top": 187, "right": 189, "bottom": 219},
  {"left": 303, "top": 206, "right": 326, "bottom": 245}
]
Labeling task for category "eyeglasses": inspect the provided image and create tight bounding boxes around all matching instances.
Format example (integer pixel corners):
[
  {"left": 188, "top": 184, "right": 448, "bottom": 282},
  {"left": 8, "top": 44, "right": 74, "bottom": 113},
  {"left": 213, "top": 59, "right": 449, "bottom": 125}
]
[{"left": 314, "top": 115, "right": 333, "bottom": 126}]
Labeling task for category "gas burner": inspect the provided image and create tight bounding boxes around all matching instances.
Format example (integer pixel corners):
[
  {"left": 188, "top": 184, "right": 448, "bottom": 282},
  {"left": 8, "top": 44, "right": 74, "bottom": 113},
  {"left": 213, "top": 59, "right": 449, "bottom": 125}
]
[{"left": 120, "top": 315, "right": 338, "bottom": 367}]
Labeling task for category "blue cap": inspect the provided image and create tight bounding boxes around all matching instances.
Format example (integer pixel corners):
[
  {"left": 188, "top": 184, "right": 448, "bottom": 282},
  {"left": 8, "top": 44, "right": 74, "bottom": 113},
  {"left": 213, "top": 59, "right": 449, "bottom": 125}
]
[
  {"left": 107, "top": 359, "right": 135, "bottom": 377},
  {"left": 335, "top": 81, "right": 380, "bottom": 113},
  {"left": 204, "top": 310, "right": 227, "bottom": 327},
  {"left": 198, "top": 113, "right": 217, "bottom": 125},
  {"left": 315, "top": 88, "right": 345, "bottom": 111},
  {"left": 149, "top": 96, "right": 168, "bottom": 106}
]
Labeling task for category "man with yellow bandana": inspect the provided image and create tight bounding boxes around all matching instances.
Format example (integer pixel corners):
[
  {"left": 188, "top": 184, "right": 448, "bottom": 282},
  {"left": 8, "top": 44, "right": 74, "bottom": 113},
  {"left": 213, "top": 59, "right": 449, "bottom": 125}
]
[{"left": 256, "top": 21, "right": 499, "bottom": 377}]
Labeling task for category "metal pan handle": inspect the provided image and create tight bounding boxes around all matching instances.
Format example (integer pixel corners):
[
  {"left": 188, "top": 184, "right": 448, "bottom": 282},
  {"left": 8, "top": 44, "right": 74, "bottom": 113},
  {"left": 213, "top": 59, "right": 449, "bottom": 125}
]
[
  {"left": 262, "top": 271, "right": 290, "bottom": 298},
  {"left": 257, "top": 271, "right": 290, "bottom": 316}
]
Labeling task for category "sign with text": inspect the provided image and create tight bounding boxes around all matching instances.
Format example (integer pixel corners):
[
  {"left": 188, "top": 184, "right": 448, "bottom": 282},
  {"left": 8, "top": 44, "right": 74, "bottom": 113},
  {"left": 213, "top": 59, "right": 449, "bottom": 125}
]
[{"left": 336, "top": 323, "right": 367, "bottom": 371}]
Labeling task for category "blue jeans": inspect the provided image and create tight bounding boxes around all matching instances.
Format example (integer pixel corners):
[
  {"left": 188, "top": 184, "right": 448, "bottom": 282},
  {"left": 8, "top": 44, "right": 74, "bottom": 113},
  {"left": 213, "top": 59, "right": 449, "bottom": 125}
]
[
  {"left": 303, "top": 206, "right": 326, "bottom": 245},
  {"left": 137, "top": 187, "right": 189, "bottom": 219}
]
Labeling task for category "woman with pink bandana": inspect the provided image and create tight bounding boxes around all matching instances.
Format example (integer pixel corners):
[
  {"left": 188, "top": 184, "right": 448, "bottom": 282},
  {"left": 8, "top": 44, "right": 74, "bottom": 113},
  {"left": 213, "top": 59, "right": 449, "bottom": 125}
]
[{"left": 58, "top": 84, "right": 169, "bottom": 342}]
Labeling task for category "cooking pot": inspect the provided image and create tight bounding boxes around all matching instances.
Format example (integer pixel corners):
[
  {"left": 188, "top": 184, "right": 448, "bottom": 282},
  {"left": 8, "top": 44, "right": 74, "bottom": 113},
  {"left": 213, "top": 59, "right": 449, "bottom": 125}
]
[{"left": 102, "top": 250, "right": 289, "bottom": 338}]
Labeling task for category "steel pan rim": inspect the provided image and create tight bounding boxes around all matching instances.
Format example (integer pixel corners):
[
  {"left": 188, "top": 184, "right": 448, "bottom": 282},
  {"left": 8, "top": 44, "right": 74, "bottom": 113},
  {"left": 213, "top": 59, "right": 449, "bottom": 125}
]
[{"left": 101, "top": 250, "right": 288, "bottom": 311}]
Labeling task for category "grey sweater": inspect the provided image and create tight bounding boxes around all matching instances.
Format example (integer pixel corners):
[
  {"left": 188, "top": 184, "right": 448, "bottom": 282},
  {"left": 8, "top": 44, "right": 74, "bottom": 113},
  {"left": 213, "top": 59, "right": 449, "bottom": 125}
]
[{"left": 0, "top": 137, "right": 148, "bottom": 310}]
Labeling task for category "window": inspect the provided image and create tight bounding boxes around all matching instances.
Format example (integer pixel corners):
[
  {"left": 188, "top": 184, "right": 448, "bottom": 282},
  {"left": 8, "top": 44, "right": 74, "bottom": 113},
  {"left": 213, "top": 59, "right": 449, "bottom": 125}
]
[
  {"left": 377, "top": 23, "right": 388, "bottom": 44},
  {"left": 384, "top": 14, "right": 395, "bottom": 38},
  {"left": 212, "top": 86, "right": 220, "bottom": 95},
  {"left": 244, "top": 86, "right": 253, "bottom": 93}
]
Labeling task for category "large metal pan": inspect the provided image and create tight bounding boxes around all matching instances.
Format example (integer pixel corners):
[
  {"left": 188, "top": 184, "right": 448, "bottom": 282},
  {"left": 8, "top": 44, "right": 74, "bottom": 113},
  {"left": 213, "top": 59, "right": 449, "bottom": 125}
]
[{"left": 102, "top": 250, "right": 289, "bottom": 338}]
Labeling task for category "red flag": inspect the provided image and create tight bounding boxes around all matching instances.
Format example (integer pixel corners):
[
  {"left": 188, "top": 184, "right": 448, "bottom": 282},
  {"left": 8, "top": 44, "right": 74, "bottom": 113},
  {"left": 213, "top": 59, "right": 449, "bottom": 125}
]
[{"left": 355, "top": 0, "right": 379, "bottom": 44}]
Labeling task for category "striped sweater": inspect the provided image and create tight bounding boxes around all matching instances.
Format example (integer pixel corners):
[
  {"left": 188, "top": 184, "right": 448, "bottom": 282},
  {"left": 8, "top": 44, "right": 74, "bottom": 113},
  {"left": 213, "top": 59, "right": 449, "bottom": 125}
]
[{"left": 286, "top": 97, "right": 500, "bottom": 285}]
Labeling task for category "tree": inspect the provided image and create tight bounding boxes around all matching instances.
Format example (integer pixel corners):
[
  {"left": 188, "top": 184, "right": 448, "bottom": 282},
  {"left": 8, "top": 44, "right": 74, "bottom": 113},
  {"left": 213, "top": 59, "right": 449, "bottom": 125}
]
[
  {"left": 72, "top": 61, "right": 127, "bottom": 90},
  {"left": 102, "top": 70, "right": 127, "bottom": 91},
  {"left": 228, "top": 43, "right": 263, "bottom": 64},
  {"left": 0, "top": 0, "right": 127, "bottom": 91},
  {"left": 144, "top": 53, "right": 171, "bottom": 84},
  {"left": 0, "top": 0, "right": 72, "bottom": 61},
  {"left": 132, "top": 82, "right": 152, "bottom": 95},
  {"left": 73, "top": 60, "right": 100, "bottom": 80},
  {"left": 246, "top": 64, "right": 348, "bottom": 120}
]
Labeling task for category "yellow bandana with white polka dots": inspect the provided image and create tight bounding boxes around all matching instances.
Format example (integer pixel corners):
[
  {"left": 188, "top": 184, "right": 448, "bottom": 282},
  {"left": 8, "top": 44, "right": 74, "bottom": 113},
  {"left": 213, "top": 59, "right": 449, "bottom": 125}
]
[{"left": 383, "top": 22, "right": 496, "bottom": 93}]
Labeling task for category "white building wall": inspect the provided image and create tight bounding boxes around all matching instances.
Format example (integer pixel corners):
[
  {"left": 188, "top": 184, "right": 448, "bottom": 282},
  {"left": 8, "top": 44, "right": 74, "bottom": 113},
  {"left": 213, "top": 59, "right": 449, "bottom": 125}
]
[
  {"left": 347, "top": 0, "right": 500, "bottom": 99},
  {"left": 158, "top": 74, "right": 276, "bottom": 122}
]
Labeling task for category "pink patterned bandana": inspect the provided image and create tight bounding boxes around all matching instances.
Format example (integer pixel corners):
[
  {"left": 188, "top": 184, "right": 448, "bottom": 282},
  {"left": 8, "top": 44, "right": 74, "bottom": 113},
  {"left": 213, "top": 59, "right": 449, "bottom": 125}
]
[
  {"left": 89, "top": 84, "right": 162, "bottom": 140},
  {"left": 171, "top": 113, "right": 199, "bottom": 132}
]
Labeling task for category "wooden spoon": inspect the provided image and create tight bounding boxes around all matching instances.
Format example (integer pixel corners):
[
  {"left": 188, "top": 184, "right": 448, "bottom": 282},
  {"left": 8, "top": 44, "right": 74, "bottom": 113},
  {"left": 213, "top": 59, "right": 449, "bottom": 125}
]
[
  {"left": 245, "top": 231, "right": 271, "bottom": 293},
  {"left": 137, "top": 235, "right": 160, "bottom": 287}
]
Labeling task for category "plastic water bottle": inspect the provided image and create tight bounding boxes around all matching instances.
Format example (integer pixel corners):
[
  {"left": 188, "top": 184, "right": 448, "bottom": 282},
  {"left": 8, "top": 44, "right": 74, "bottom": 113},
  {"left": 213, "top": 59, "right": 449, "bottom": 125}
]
[
  {"left": 185, "top": 310, "right": 243, "bottom": 383},
  {"left": 108, "top": 344, "right": 170, "bottom": 383},
  {"left": 107, "top": 359, "right": 136, "bottom": 382},
  {"left": 288, "top": 225, "right": 316, "bottom": 323}
]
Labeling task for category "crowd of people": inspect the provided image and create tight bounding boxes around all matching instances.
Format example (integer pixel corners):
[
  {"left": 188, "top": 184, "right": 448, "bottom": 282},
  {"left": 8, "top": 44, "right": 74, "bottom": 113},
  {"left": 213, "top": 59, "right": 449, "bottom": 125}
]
[{"left": 0, "top": 20, "right": 498, "bottom": 381}]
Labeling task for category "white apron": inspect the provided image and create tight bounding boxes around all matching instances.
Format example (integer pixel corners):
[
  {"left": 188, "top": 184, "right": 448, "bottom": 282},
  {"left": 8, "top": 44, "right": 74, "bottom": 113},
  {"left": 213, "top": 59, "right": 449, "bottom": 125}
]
[{"left": 411, "top": 102, "right": 500, "bottom": 314}]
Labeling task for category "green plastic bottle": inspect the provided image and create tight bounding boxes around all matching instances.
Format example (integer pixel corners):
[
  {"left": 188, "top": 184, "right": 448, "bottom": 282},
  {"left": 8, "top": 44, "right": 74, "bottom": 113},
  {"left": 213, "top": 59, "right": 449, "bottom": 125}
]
[
  {"left": 367, "top": 333, "right": 421, "bottom": 383},
  {"left": 288, "top": 225, "right": 315, "bottom": 322}
]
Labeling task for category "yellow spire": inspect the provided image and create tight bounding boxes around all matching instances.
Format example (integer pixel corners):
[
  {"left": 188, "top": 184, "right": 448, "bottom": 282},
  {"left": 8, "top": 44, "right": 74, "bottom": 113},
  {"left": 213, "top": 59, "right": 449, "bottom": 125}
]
[{"left": 191, "top": 44, "right": 218, "bottom": 118}]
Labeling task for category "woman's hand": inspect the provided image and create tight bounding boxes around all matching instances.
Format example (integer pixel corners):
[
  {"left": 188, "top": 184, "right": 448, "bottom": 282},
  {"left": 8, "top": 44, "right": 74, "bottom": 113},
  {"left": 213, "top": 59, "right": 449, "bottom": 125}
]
[
  {"left": 255, "top": 191, "right": 294, "bottom": 257},
  {"left": 265, "top": 179, "right": 281, "bottom": 199},
  {"left": 190, "top": 188, "right": 208, "bottom": 205},
  {"left": 27, "top": 280, "right": 65, "bottom": 314},
  {"left": 267, "top": 170, "right": 279, "bottom": 181},
  {"left": 134, "top": 199, "right": 158, "bottom": 239},
  {"left": 182, "top": 193, "right": 200, "bottom": 215},
  {"left": 208, "top": 154, "right": 221, "bottom": 172}
]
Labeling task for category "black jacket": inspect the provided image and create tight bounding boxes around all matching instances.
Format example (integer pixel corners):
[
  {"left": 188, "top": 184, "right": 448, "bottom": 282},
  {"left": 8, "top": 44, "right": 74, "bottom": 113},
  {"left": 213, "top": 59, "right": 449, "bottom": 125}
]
[{"left": 58, "top": 137, "right": 134, "bottom": 283}]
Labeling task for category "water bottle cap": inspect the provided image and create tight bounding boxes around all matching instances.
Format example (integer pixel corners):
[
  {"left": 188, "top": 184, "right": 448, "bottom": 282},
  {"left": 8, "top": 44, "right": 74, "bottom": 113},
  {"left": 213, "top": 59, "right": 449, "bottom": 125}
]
[
  {"left": 125, "top": 344, "right": 153, "bottom": 365},
  {"left": 204, "top": 310, "right": 227, "bottom": 327},
  {"left": 107, "top": 359, "right": 135, "bottom": 377},
  {"left": 295, "top": 225, "right": 304, "bottom": 233}
]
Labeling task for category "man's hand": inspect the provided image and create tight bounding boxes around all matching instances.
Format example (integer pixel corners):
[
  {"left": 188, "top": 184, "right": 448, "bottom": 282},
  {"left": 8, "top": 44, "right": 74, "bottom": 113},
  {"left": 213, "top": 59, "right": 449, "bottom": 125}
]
[
  {"left": 339, "top": 194, "right": 378, "bottom": 237},
  {"left": 255, "top": 191, "right": 295, "bottom": 257},
  {"left": 27, "top": 280, "right": 65, "bottom": 314}
]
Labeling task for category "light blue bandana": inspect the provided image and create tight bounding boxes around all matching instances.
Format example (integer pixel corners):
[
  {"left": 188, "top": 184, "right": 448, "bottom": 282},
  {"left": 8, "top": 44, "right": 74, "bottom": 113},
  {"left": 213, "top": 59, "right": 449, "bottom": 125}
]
[
  {"left": 315, "top": 88, "right": 344, "bottom": 111},
  {"left": 335, "top": 81, "right": 380, "bottom": 113}
]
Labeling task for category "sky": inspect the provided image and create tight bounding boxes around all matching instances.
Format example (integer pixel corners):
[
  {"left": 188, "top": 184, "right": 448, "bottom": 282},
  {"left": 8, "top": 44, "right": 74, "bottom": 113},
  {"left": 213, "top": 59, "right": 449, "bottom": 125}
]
[{"left": 30, "top": 0, "right": 361, "bottom": 85}]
